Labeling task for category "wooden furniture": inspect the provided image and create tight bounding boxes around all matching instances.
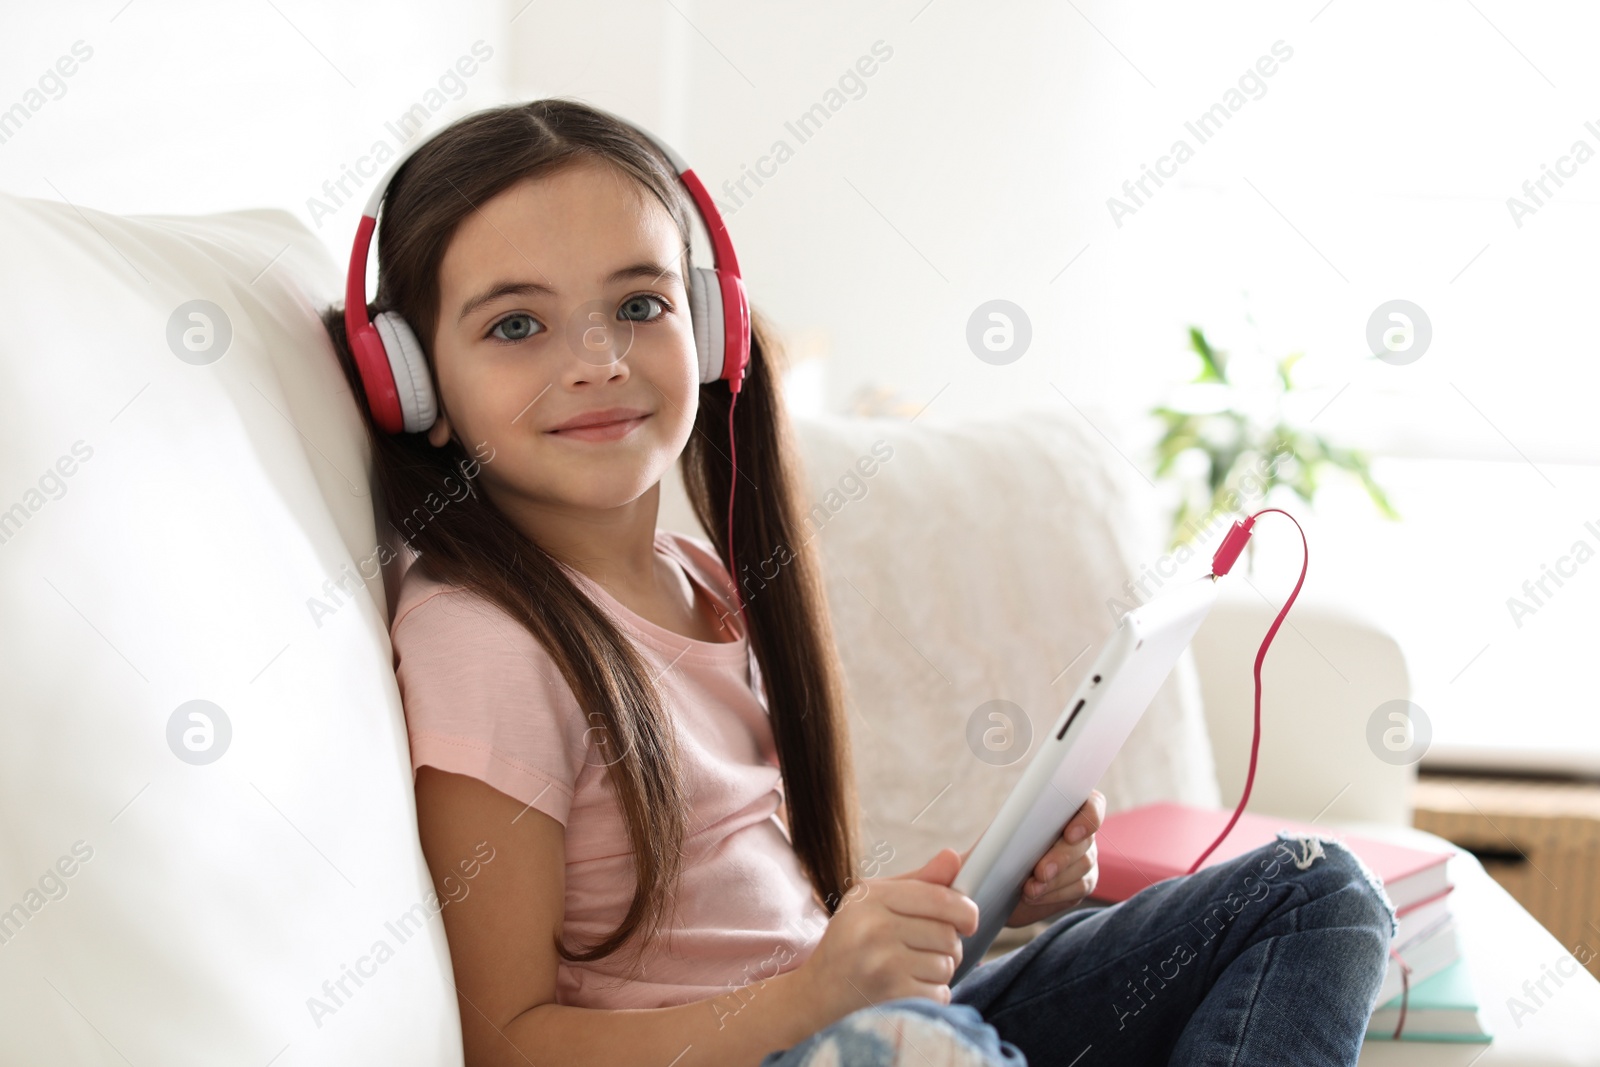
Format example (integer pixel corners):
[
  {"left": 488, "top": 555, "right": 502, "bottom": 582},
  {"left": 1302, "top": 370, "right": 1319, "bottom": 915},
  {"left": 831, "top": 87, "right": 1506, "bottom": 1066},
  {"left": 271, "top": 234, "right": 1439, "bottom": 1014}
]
[{"left": 1412, "top": 772, "right": 1600, "bottom": 980}]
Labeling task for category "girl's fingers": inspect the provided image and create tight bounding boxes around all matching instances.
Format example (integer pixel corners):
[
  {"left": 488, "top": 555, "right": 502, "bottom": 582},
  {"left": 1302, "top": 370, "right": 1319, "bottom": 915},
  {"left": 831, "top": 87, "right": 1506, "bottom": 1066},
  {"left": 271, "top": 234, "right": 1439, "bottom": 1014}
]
[
  {"left": 1027, "top": 869, "right": 1096, "bottom": 908},
  {"left": 903, "top": 945, "right": 961, "bottom": 986},
  {"left": 1024, "top": 791, "right": 1107, "bottom": 901},
  {"left": 892, "top": 915, "right": 966, "bottom": 959},
  {"left": 1066, "top": 790, "right": 1106, "bottom": 843},
  {"left": 1024, "top": 845, "right": 1096, "bottom": 901},
  {"left": 1033, "top": 832, "right": 1093, "bottom": 883}
]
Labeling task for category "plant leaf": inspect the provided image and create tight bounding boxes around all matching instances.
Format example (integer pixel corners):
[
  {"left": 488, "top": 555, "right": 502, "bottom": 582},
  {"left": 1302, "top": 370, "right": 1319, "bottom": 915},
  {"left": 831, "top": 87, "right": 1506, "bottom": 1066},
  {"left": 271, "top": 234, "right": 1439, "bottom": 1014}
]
[
  {"left": 1276, "top": 352, "right": 1304, "bottom": 391},
  {"left": 1188, "top": 326, "right": 1227, "bottom": 384}
]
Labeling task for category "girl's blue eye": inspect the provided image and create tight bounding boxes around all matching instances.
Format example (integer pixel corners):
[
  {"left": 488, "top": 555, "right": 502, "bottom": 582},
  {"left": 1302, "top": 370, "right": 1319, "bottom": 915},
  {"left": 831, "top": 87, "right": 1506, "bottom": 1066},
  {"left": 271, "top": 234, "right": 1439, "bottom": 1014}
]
[
  {"left": 490, "top": 313, "right": 541, "bottom": 342},
  {"left": 488, "top": 298, "right": 666, "bottom": 343},
  {"left": 619, "top": 294, "right": 668, "bottom": 323}
]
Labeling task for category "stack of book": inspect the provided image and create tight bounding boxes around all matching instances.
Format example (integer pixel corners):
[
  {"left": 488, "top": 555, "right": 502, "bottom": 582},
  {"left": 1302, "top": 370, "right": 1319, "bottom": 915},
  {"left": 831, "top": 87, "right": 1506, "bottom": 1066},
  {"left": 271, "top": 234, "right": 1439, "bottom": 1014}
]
[{"left": 1090, "top": 801, "right": 1492, "bottom": 1044}]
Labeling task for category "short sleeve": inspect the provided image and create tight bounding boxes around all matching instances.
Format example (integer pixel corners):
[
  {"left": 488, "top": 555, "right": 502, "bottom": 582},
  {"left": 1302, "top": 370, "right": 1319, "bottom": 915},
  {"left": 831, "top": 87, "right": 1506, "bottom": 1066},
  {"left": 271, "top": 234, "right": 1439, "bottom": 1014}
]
[{"left": 392, "top": 586, "right": 587, "bottom": 828}]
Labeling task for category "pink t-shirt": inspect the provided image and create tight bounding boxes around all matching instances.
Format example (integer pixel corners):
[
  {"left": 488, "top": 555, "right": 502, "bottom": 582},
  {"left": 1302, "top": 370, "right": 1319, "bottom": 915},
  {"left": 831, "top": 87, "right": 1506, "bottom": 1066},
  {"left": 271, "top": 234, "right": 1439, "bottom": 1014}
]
[{"left": 389, "top": 528, "right": 830, "bottom": 1011}]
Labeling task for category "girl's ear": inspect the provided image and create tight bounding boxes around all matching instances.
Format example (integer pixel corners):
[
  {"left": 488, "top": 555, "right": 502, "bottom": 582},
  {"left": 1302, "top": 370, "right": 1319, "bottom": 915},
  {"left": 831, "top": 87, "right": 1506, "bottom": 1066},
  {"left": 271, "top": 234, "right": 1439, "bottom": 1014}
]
[{"left": 426, "top": 409, "right": 453, "bottom": 448}]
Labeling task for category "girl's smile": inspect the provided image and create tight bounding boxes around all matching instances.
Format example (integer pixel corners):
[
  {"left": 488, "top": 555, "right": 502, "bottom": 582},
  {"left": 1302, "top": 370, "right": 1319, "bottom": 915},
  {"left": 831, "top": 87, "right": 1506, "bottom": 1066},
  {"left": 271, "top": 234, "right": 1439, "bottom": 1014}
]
[{"left": 544, "top": 408, "right": 654, "bottom": 443}]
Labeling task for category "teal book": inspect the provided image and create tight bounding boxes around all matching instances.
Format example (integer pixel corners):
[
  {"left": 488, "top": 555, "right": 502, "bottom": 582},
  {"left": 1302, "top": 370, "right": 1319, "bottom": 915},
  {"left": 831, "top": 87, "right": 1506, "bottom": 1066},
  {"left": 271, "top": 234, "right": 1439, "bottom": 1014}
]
[{"left": 1365, "top": 958, "right": 1491, "bottom": 1043}]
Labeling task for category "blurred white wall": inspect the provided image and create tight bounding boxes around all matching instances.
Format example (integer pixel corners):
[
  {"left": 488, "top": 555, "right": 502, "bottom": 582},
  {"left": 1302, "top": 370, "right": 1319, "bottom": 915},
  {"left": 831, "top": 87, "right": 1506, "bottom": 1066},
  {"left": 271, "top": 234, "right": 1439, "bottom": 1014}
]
[
  {"left": 5, "top": 0, "right": 1599, "bottom": 769},
  {"left": 0, "top": 1, "right": 508, "bottom": 264}
]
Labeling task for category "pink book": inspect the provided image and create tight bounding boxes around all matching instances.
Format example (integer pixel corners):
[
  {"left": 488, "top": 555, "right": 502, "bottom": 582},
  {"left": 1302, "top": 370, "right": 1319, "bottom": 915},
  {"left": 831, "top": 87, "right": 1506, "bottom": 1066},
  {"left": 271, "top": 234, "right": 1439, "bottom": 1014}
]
[{"left": 1092, "top": 802, "right": 1453, "bottom": 911}]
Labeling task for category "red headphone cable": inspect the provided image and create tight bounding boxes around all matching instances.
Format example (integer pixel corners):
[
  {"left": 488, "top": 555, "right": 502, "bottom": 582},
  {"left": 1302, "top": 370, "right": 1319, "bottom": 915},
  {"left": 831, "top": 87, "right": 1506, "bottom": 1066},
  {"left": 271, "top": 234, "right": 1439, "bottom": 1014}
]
[
  {"left": 1188, "top": 506, "right": 1414, "bottom": 1035},
  {"left": 724, "top": 381, "right": 745, "bottom": 626},
  {"left": 1185, "top": 507, "right": 1309, "bottom": 874}
]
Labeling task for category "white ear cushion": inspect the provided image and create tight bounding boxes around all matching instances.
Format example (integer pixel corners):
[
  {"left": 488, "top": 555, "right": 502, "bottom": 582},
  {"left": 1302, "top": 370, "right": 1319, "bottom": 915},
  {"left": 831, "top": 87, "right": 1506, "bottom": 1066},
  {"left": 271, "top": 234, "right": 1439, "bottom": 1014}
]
[
  {"left": 373, "top": 310, "right": 437, "bottom": 433},
  {"left": 687, "top": 267, "right": 725, "bottom": 384}
]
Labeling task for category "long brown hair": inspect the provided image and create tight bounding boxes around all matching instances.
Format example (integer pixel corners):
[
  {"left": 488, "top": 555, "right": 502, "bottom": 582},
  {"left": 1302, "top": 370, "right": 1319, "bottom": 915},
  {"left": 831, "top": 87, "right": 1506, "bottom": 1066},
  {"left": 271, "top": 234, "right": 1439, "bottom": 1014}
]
[{"left": 320, "top": 98, "right": 860, "bottom": 975}]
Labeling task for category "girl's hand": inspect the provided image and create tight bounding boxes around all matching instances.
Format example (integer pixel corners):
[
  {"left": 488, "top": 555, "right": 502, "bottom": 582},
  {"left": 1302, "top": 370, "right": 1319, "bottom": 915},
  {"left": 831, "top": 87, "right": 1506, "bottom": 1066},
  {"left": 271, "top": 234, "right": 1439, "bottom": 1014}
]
[
  {"left": 954, "top": 790, "right": 1106, "bottom": 929},
  {"left": 792, "top": 847, "right": 979, "bottom": 1023},
  {"left": 1007, "top": 789, "right": 1104, "bottom": 927}
]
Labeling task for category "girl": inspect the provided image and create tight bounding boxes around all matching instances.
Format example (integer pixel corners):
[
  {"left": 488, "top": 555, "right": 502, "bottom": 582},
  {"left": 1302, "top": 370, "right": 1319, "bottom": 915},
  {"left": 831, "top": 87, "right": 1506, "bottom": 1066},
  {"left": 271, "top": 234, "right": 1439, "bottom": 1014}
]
[{"left": 322, "top": 98, "right": 1396, "bottom": 1067}]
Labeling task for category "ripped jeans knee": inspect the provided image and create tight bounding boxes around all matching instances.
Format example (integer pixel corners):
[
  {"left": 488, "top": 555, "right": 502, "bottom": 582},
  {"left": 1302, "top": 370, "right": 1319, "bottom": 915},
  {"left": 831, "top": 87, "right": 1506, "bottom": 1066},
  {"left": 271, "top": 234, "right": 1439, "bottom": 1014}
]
[{"left": 1272, "top": 829, "right": 1399, "bottom": 942}]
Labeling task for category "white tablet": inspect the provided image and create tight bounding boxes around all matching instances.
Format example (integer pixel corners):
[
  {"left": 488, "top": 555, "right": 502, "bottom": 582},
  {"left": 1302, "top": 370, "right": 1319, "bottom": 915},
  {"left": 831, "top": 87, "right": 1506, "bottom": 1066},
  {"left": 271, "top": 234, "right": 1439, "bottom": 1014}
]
[{"left": 950, "top": 575, "right": 1220, "bottom": 982}]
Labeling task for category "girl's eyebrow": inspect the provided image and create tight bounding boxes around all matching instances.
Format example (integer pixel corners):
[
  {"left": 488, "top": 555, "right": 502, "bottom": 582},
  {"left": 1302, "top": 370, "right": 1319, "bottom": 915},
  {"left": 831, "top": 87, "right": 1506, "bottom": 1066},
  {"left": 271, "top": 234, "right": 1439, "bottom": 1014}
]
[{"left": 455, "top": 262, "right": 682, "bottom": 324}]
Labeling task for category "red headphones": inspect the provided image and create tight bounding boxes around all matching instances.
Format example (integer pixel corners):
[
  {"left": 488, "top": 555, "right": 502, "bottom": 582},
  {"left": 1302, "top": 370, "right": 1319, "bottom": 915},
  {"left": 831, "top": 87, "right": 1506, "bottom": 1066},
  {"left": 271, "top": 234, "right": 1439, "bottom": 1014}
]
[
  {"left": 344, "top": 106, "right": 750, "bottom": 435},
  {"left": 342, "top": 104, "right": 752, "bottom": 619}
]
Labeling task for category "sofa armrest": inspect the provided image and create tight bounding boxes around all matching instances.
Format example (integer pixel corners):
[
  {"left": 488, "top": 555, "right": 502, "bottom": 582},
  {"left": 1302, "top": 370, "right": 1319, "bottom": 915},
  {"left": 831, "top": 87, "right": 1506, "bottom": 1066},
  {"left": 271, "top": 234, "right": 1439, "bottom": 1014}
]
[{"left": 1190, "top": 586, "right": 1416, "bottom": 827}]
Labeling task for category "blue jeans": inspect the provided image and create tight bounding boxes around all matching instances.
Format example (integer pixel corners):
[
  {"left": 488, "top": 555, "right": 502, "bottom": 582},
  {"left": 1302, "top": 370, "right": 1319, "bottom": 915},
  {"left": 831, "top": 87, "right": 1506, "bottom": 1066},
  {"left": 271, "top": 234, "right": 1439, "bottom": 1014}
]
[{"left": 759, "top": 832, "right": 1398, "bottom": 1066}]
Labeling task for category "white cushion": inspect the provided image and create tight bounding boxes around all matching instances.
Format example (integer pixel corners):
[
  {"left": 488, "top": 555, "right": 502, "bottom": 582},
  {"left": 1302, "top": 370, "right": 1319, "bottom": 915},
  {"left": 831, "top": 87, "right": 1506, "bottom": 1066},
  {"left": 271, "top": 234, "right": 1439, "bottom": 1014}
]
[
  {"left": 1193, "top": 588, "right": 1417, "bottom": 827},
  {"left": 0, "top": 192, "right": 462, "bottom": 1063}
]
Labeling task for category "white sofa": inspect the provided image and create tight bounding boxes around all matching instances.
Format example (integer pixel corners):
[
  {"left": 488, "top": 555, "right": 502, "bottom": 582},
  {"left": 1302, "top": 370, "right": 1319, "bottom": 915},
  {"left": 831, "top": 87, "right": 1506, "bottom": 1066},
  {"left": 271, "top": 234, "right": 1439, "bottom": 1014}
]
[{"left": 4, "top": 196, "right": 1595, "bottom": 1065}]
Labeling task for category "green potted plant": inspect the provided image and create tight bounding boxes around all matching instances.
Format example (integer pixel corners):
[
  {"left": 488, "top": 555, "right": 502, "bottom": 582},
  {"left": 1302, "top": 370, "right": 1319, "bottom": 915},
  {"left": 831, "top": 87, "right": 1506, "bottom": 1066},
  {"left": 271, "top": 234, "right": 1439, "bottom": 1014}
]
[{"left": 1151, "top": 325, "right": 1398, "bottom": 549}]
